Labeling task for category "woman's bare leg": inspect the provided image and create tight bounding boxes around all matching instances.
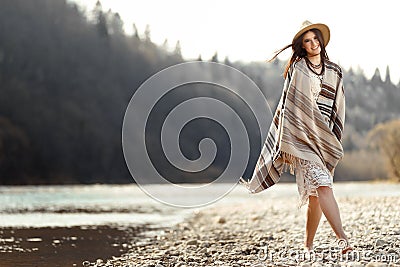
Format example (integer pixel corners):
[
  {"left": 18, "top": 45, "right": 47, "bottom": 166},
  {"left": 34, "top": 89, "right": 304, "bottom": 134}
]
[
  {"left": 316, "top": 186, "right": 349, "bottom": 244},
  {"left": 305, "top": 195, "right": 323, "bottom": 250}
]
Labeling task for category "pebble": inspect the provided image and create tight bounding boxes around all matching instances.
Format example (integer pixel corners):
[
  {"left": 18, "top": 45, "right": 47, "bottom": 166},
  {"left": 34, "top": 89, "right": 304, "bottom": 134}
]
[
  {"left": 375, "top": 239, "right": 387, "bottom": 247},
  {"left": 186, "top": 239, "right": 198, "bottom": 246},
  {"left": 84, "top": 195, "right": 400, "bottom": 267},
  {"left": 216, "top": 216, "right": 226, "bottom": 224}
]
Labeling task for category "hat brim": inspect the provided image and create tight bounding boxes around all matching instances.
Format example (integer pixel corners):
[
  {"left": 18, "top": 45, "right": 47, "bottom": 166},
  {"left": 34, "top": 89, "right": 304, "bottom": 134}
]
[{"left": 292, "top": 23, "right": 330, "bottom": 47}]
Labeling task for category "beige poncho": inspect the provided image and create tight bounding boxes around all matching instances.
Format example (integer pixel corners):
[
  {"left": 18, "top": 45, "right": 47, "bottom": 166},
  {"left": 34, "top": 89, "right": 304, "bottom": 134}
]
[{"left": 241, "top": 58, "right": 345, "bottom": 193}]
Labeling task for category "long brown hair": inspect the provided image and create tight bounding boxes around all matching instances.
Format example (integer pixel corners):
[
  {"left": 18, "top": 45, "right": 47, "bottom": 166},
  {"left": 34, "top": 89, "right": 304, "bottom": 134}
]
[{"left": 269, "top": 29, "right": 329, "bottom": 78}]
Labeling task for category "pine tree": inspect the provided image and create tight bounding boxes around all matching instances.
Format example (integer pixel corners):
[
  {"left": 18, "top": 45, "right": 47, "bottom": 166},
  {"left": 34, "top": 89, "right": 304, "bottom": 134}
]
[
  {"left": 174, "top": 40, "right": 182, "bottom": 57},
  {"left": 132, "top": 23, "right": 139, "bottom": 39},
  {"left": 223, "top": 56, "right": 232, "bottom": 66},
  {"left": 162, "top": 38, "right": 168, "bottom": 50},
  {"left": 93, "top": 0, "right": 108, "bottom": 37},
  {"left": 211, "top": 51, "right": 218, "bottom": 63},
  {"left": 108, "top": 12, "right": 124, "bottom": 35},
  {"left": 144, "top": 24, "right": 151, "bottom": 42},
  {"left": 385, "top": 65, "right": 391, "bottom": 84},
  {"left": 371, "top": 67, "right": 382, "bottom": 86}
]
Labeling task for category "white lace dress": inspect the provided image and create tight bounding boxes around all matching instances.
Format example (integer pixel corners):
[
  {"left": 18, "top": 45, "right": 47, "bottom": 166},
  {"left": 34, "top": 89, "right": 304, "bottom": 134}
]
[{"left": 295, "top": 73, "right": 333, "bottom": 208}]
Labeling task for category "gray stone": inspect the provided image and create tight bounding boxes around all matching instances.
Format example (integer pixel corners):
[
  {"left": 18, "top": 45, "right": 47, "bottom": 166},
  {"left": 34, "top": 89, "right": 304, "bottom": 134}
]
[
  {"left": 198, "top": 247, "right": 207, "bottom": 254},
  {"left": 186, "top": 240, "right": 198, "bottom": 246},
  {"left": 375, "top": 239, "right": 388, "bottom": 247}
]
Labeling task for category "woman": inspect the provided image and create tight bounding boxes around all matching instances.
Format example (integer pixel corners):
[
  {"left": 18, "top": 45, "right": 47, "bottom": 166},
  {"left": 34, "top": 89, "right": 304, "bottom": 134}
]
[{"left": 241, "top": 21, "right": 351, "bottom": 253}]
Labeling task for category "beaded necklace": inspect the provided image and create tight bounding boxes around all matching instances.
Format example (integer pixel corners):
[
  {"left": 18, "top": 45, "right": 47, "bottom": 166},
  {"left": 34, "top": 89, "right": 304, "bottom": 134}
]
[{"left": 305, "top": 57, "right": 325, "bottom": 88}]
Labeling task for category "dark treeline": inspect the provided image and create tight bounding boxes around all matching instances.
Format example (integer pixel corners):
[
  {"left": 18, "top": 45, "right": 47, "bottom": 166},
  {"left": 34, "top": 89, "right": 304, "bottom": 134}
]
[
  {"left": 1, "top": 0, "right": 399, "bottom": 184},
  {"left": 0, "top": 0, "right": 183, "bottom": 184}
]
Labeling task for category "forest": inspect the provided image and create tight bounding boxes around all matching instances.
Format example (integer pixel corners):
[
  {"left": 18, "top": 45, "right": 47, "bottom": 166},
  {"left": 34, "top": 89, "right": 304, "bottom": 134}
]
[{"left": 1, "top": 0, "right": 399, "bottom": 184}]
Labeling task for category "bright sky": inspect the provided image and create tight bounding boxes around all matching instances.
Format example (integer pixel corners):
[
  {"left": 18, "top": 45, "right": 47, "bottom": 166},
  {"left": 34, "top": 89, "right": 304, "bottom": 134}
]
[{"left": 74, "top": 0, "right": 400, "bottom": 84}]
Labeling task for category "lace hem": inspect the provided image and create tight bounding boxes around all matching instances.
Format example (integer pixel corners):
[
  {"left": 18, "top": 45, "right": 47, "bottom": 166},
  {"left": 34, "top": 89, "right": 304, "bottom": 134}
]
[{"left": 295, "top": 159, "right": 333, "bottom": 208}]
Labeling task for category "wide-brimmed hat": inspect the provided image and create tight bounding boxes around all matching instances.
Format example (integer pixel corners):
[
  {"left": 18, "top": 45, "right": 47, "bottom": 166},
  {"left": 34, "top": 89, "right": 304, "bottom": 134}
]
[{"left": 292, "top": 20, "right": 330, "bottom": 47}]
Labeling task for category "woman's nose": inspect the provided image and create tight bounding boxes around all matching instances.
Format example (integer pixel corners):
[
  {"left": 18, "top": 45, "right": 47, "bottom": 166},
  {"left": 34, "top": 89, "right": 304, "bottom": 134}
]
[{"left": 311, "top": 40, "right": 318, "bottom": 46}]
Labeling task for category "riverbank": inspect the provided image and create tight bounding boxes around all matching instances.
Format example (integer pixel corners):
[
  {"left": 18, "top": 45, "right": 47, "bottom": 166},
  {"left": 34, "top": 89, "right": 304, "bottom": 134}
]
[
  {"left": 1, "top": 183, "right": 399, "bottom": 266},
  {"left": 94, "top": 193, "right": 400, "bottom": 266}
]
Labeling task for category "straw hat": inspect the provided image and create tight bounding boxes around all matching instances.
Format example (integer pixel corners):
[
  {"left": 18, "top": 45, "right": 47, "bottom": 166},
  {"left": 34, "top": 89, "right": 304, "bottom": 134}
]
[{"left": 292, "top": 20, "right": 330, "bottom": 47}]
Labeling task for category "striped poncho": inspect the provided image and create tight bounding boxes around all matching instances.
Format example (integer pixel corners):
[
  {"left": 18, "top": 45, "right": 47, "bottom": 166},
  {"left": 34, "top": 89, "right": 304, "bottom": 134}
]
[{"left": 241, "top": 58, "right": 345, "bottom": 193}]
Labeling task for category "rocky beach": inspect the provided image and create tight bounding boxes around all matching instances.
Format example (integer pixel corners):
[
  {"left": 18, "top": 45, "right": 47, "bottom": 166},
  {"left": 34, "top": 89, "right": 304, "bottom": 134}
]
[
  {"left": 1, "top": 183, "right": 399, "bottom": 266},
  {"left": 87, "top": 186, "right": 400, "bottom": 267}
]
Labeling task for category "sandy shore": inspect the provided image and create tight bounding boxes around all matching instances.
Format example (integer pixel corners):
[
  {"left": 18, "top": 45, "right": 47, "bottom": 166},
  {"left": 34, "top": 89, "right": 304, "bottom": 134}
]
[{"left": 91, "top": 194, "right": 400, "bottom": 267}]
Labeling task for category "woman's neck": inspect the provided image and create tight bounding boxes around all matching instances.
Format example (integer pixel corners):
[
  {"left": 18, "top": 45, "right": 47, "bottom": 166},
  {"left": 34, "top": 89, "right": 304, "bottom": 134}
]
[
  {"left": 305, "top": 54, "right": 324, "bottom": 75},
  {"left": 307, "top": 54, "right": 321, "bottom": 65}
]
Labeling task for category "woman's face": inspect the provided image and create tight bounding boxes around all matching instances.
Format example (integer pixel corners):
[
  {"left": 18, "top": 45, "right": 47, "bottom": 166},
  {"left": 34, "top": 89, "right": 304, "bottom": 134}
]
[{"left": 302, "top": 31, "right": 321, "bottom": 57}]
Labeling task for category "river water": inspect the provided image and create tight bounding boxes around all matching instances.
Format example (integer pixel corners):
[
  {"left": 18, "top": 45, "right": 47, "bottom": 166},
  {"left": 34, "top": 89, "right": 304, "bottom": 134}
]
[{"left": 1, "top": 182, "right": 399, "bottom": 228}]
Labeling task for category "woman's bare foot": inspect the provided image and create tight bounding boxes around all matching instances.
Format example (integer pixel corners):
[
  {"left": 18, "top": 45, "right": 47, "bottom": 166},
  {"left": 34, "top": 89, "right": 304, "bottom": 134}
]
[
  {"left": 338, "top": 238, "right": 353, "bottom": 254},
  {"left": 304, "top": 246, "right": 314, "bottom": 253},
  {"left": 303, "top": 246, "right": 315, "bottom": 261},
  {"left": 341, "top": 246, "right": 353, "bottom": 254}
]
